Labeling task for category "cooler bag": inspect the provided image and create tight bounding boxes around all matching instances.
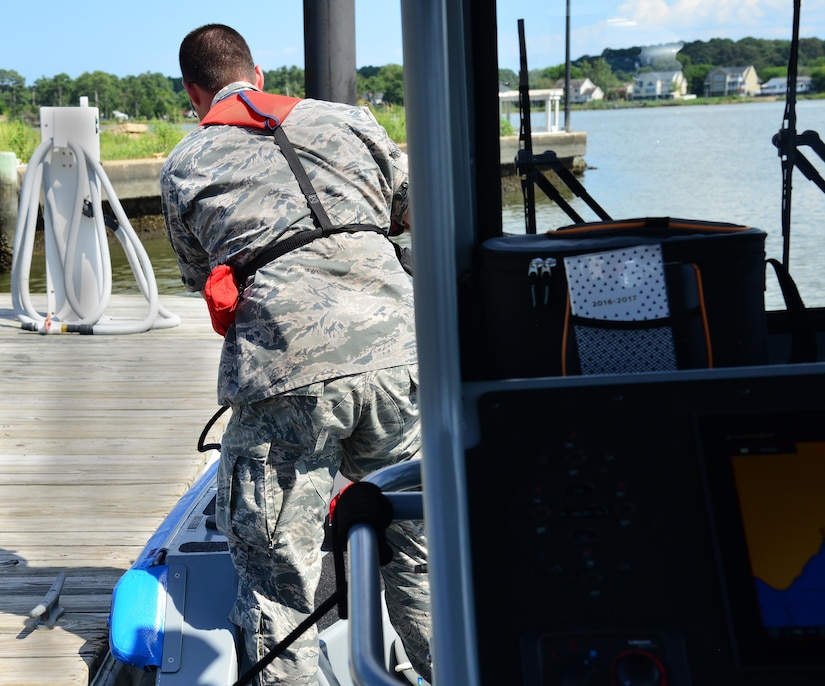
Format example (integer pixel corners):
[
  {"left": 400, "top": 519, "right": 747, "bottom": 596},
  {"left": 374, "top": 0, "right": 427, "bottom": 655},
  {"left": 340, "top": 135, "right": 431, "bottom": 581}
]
[{"left": 477, "top": 217, "right": 769, "bottom": 379}]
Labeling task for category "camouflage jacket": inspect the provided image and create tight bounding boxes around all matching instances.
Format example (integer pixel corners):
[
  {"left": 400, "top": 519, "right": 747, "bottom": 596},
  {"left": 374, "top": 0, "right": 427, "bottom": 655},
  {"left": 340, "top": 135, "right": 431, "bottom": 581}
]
[{"left": 160, "top": 84, "right": 416, "bottom": 405}]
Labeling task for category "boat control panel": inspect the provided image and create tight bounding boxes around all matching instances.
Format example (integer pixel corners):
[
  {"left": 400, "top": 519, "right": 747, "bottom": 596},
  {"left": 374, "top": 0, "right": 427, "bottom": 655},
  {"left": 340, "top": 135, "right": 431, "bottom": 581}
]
[{"left": 461, "top": 364, "right": 825, "bottom": 685}]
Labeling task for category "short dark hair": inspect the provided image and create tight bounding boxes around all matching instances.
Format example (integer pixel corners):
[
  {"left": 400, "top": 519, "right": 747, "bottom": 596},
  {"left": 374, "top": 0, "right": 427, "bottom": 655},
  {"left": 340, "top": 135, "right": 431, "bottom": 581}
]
[{"left": 179, "top": 24, "right": 257, "bottom": 93}]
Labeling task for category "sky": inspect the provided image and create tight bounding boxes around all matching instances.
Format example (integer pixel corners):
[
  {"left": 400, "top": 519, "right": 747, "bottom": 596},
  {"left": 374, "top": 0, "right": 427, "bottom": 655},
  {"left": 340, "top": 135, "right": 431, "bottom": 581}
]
[{"left": 3, "top": 0, "right": 824, "bottom": 85}]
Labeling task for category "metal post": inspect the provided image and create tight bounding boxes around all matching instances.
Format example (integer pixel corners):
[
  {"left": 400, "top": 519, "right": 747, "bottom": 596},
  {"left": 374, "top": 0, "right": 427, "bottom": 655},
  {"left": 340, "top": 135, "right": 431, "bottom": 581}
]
[
  {"left": 564, "top": 0, "right": 572, "bottom": 131},
  {"left": 303, "top": 0, "right": 357, "bottom": 104},
  {"left": 0, "top": 151, "right": 18, "bottom": 271}
]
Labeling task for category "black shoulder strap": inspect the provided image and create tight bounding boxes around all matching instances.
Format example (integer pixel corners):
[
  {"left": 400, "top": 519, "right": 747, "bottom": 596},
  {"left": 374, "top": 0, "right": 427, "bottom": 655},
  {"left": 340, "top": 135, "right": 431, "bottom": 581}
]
[{"left": 273, "top": 125, "right": 334, "bottom": 231}]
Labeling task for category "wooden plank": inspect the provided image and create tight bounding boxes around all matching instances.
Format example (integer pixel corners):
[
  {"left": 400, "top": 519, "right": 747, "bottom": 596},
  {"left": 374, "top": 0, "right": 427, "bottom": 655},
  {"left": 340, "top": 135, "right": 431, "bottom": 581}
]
[
  {"left": 2, "top": 532, "right": 164, "bottom": 549},
  {"left": 1, "top": 623, "right": 110, "bottom": 646},
  {"left": 0, "top": 294, "right": 225, "bottom": 686},
  {"left": 0, "top": 658, "right": 93, "bottom": 686},
  {"left": 0, "top": 593, "right": 122, "bottom": 617}
]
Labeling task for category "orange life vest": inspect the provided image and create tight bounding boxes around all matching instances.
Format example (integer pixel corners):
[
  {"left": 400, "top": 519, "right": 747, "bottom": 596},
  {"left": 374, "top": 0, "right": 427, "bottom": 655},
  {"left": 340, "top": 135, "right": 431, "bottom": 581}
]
[
  {"left": 200, "top": 90, "right": 301, "bottom": 130},
  {"left": 200, "top": 90, "right": 303, "bottom": 336},
  {"left": 197, "top": 90, "right": 403, "bottom": 337}
]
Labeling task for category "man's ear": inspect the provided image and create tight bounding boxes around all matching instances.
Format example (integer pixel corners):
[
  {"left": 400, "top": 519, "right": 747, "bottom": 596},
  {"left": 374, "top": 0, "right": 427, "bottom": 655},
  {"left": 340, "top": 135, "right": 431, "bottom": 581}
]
[
  {"left": 183, "top": 80, "right": 210, "bottom": 118},
  {"left": 254, "top": 65, "right": 265, "bottom": 91},
  {"left": 182, "top": 80, "right": 197, "bottom": 101}
]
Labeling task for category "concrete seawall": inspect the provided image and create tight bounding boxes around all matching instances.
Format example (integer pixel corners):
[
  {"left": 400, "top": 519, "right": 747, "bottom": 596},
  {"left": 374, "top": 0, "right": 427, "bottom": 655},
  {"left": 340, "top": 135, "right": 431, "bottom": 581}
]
[
  {"left": 0, "top": 131, "right": 586, "bottom": 266},
  {"left": 13, "top": 130, "right": 586, "bottom": 200}
]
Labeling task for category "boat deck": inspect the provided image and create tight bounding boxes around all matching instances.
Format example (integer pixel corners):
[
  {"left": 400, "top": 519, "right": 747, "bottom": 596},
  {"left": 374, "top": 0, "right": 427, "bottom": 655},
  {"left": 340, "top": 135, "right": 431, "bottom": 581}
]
[{"left": 0, "top": 293, "right": 226, "bottom": 686}]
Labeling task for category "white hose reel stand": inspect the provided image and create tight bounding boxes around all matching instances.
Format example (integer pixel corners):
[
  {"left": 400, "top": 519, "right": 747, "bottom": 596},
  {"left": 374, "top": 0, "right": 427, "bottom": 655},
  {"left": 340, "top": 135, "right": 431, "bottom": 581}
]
[{"left": 10, "top": 99, "right": 180, "bottom": 334}]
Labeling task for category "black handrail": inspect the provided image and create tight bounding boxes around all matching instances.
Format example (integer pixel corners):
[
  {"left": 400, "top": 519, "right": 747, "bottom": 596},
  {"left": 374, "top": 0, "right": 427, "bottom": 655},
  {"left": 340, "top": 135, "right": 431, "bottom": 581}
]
[{"left": 348, "top": 463, "right": 425, "bottom": 686}]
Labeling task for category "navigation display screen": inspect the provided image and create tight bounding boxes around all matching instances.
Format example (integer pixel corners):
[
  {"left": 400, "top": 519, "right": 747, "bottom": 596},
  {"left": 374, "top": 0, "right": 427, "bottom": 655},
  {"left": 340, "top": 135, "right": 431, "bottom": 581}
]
[
  {"left": 699, "top": 410, "right": 825, "bottom": 667},
  {"left": 729, "top": 434, "right": 825, "bottom": 636}
]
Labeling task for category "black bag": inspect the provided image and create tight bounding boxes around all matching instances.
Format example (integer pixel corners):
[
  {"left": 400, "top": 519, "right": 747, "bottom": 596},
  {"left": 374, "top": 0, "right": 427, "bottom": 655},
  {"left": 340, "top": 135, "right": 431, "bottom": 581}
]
[{"left": 476, "top": 217, "right": 769, "bottom": 379}]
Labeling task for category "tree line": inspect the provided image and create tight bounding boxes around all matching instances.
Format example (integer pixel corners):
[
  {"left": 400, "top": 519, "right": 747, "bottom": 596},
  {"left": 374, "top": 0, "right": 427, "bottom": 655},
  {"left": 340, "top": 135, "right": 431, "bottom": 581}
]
[
  {"left": 2, "top": 36, "right": 824, "bottom": 121},
  {"left": 501, "top": 37, "right": 825, "bottom": 99},
  {"left": 0, "top": 64, "right": 406, "bottom": 122}
]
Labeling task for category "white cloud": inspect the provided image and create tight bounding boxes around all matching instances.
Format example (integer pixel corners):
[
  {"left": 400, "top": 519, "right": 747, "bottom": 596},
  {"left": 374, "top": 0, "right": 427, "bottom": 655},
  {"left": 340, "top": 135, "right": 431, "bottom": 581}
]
[
  {"left": 495, "top": 0, "right": 818, "bottom": 71},
  {"left": 616, "top": 0, "right": 795, "bottom": 41}
]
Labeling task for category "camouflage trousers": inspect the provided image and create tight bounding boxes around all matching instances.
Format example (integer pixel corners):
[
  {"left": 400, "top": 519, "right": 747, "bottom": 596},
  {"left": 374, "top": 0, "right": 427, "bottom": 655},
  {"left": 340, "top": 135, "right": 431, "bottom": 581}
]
[{"left": 217, "top": 365, "right": 431, "bottom": 684}]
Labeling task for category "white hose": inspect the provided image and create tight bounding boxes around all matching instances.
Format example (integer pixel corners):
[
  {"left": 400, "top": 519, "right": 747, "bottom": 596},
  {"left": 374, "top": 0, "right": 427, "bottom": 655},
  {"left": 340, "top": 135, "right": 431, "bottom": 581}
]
[{"left": 10, "top": 137, "right": 180, "bottom": 334}]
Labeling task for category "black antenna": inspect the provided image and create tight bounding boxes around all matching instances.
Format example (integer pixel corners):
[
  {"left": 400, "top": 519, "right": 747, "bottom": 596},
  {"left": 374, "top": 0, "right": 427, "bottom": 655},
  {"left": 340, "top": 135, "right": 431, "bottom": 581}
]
[
  {"left": 517, "top": 19, "right": 538, "bottom": 234},
  {"left": 772, "top": 0, "right": 825, "bottom": 268},
  {"left": 516, "top": 20, "right": 589, "bottom": 230},
  {"left": 514, "top": 20, "right": 612, "bottom": 231},
  {"left": 776, "top": 0, "right": 801, "bottom": 268}
]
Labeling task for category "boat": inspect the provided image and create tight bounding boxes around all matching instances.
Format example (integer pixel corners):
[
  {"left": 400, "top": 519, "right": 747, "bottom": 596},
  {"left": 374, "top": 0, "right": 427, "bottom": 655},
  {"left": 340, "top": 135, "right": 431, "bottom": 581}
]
[
  {"left": 97, "top": 454, "right": 425, "bottom": 686},
  {"left": 97, "top": 1, "right": 825, "bottom": 684}
]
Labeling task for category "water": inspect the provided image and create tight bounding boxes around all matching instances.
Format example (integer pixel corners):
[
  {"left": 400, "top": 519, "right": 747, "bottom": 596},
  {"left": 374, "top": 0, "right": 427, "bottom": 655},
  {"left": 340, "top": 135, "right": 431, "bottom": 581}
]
[
  {"left": 505, "top": 99, "right": 825, "bottom": 309},
  {"left": 5, "top": 100, "right": 824, "bottom": 310},
  {"left": 0, "top": 231, "right": 185, "bottom": 297}
]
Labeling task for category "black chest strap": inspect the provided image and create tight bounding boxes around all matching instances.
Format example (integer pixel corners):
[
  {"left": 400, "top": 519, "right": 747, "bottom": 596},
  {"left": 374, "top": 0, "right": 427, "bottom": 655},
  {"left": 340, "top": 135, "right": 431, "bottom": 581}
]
[{"left": 235, "top": 125, "right": 389, "bottom": 284}]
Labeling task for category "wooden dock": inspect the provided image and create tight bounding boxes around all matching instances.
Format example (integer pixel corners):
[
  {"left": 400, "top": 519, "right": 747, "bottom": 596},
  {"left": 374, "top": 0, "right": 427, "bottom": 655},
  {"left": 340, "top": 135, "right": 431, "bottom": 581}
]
[{"left": 0, "top": 293, "right": 226, "bottom": 685}]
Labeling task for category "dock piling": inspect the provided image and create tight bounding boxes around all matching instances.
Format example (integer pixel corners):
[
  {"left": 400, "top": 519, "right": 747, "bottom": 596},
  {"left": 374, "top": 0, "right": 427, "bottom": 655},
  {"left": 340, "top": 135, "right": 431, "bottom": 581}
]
[{"left": 0, "top": 151, "right": 18, "bottom": 271}]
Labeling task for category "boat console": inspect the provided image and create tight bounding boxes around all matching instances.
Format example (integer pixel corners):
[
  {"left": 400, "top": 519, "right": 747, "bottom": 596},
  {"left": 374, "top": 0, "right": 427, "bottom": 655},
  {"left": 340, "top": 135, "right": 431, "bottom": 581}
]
[
  {"left": 400, "top": 1, "right": 825, "bottom": 684},
  {"left": 462, "top": 365, "right": 825, "bottom": 685}
]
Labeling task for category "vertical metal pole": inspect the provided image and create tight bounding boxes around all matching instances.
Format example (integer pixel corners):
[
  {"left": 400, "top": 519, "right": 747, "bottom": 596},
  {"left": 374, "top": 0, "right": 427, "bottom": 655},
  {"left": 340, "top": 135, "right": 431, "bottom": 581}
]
[
  {"left": 0, "top": 152, "right": 17, "bottom": 270},
  {"left": 564, "top": 0, "right": 571, "bottom": 131},
  {"left": 401, "top": 0, "right": 479, "bottom": 682},
  {"left": 303, "top": 0, "right": 357, "bottom": 104}
]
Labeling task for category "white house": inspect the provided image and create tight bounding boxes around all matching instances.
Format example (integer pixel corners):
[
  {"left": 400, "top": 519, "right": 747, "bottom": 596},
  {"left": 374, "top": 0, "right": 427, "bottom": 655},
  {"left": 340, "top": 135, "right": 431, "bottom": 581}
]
[
  {"left": 760, "top": 75, "right": 813, "bottom": 96},
  {"left": 553, "top": 78, "right": 604, "bottom": 104},
  {"left": 704, "top": 66, "right": 760, "bottom": 97},
  {"left": 632, "top": 71, "right": 688, "bottom": 99}
]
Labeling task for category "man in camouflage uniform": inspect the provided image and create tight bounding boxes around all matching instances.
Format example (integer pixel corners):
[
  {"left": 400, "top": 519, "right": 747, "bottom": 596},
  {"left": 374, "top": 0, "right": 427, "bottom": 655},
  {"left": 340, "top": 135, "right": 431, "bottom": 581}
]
[{"left": 160, "top": 24, "right": 430, "bottom": 685}]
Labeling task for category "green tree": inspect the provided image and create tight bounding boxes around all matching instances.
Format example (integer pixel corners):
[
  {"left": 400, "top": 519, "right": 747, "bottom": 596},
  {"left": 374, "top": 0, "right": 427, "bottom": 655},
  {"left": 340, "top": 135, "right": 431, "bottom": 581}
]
[
  {"left": 681, "top": 63, "right": 713, "bottom": 95},
  {"left": 263, "top": 66, "right": 305, "bottom": 98},
  {"left": 759, "top": 66, "right": 788, "bottom": 82},
  {"left": 735, "top": 37, "right": 773, "bottom": 71},
  {"left": 0, "top": 69, "right": 26, "bottom": 117},
  {"left": 600, "top": 47, "right": 642, "bottom": 75},
  {"left": 797, "top": 38, "right": 824, "bottom": 65},
  {"left": 498, "top": 68, "right": 518, "bottom": 90},
  {"left": 377, "top": 64, "right": 404, "bottom": 105},
  {"left": 34, "top": 73, "right": 74, "bottom": 107},
  {"left": 119, "top": 75, "right": 142, "bottom": 118},
  {"left": 357, "top": 64, "right": 405, "bottom": 105},
  {"left": 133, "top": 72, "right": 179, "bottom": 119},
  {"left": 579, "top": 57, "right": 622, "bottom": 93},
  {"left": 74, "top": 71, "right": 119, "bottom": 118},
  {"left": 535, "top": 64, "right": 583, "bottom": 89},
  {"left": 811, "top": 67, "right": 825, "bottom": 93}
]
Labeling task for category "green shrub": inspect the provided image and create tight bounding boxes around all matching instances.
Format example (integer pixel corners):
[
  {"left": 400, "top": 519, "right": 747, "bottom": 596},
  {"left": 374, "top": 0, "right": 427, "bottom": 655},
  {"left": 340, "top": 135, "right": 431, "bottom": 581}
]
[
  {"left": 98, "top": 123, "right": 187, "bottom": 161},
  {"left": 0, "top": 119, "right": 188, "bottom": 163},
  {"left": 372, "top": 106, "right": 406, "bottom": 144},
  {"left": 152, "top": 121, "right": 187, "bottom": 154},
  {"left": 0, "top": 120, "right": 41, "bottom": 162}
]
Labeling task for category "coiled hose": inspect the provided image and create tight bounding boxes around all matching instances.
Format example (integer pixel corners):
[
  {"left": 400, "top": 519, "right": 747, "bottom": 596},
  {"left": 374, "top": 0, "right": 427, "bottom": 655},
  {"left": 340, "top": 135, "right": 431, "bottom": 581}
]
[{"left": 10, "top": 137, "right": 180, "bottom": 334}]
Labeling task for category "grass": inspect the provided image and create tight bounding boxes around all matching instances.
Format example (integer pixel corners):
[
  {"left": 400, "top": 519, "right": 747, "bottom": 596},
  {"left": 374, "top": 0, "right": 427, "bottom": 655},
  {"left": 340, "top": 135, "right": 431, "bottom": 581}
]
[
  {"left": 0, "top": 120, "right": 41, "bottom": 163},
  {"left": 7, "top": 93, "right": 820, "bottom": 163},
  {"left": 0, "top": 119, "right": 188, "bottom": 164},
  {"left": 1, "top": 107, "right": 408, "bottom": 163},
  {"left": 372, "top": 106, "right": 406, "bottom": 143},
  {"left": 98, "top": 121, "right": 187, "bottom": 160}
]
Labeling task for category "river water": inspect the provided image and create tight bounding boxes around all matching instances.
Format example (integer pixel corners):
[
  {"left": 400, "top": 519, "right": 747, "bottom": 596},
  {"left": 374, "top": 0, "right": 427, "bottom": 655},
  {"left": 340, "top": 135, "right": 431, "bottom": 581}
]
[
  {"left": 4, "top": 100, "right": 824, "bottom": 310},
  {"left": 505, "top": 99, "right": 825, "bottom": 309}
]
